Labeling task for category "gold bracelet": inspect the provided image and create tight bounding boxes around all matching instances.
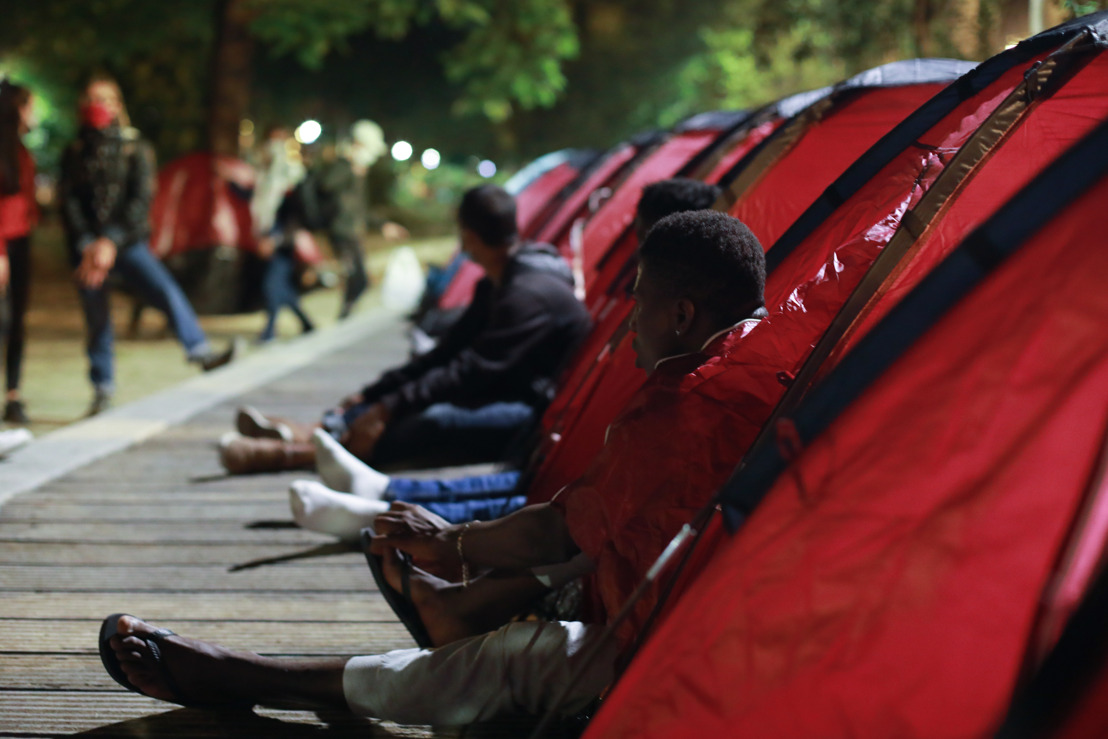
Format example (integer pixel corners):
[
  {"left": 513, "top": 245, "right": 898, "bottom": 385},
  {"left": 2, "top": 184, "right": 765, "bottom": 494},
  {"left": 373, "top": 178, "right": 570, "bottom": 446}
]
[{"left": 456, "top": 522, "right": 471, "bottom": 588}]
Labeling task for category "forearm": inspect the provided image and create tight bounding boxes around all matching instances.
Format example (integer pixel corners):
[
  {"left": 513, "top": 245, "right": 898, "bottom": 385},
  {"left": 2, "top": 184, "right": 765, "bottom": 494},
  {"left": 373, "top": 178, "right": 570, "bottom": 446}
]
[{"left": 453, "top": 503, "right": 579, "bottom": 572}]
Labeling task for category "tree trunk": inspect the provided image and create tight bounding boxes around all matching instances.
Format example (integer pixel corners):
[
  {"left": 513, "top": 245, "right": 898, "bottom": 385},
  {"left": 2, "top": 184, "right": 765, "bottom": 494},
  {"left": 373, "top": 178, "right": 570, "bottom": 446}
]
[{"left": 208, "top": 0, "right": 254, "bottom": 156}]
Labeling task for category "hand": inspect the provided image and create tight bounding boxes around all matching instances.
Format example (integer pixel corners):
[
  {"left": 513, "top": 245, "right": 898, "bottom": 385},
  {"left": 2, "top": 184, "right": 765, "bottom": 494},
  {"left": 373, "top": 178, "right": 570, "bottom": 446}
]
[
  {"left": 341, "top": 402, "right": 390, "bottom": 461},
  {"left": 0, "top": 254, "right": 8, "bottom": 291},
  {"left": 338, "top": 391, "right": 364, "bottom": 410},
  {"left": 371, "top": 501, "right": 458, "bottom": 578},
  {"left": 256, "top": 235, "right": 276, "bottom": 259},
  {"left": 76, "top": 238, "right": 117, "bottom": 288}
]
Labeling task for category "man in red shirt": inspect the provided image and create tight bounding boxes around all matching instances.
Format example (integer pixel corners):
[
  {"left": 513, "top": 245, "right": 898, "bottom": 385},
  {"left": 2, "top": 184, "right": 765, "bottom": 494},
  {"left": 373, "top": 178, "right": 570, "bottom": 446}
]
[{"left": 98, "top": 210, "right": 772, "bottom": 723}]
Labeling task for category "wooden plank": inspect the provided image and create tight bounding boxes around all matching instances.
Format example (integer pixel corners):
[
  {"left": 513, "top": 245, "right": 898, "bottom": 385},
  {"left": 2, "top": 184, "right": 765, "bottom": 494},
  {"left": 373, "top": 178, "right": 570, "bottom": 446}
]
[
  {"left": 0, "top": 564, "right": 372, "bottom": 591},
  {"left": 0, "top": 619, "right": 416, "bottom": 655},
  {"left": 0, "top": 592, "right": 395, "bottom": 621},
  {"left": 0, "top": 523, "right": 339, "bottom": 545},
  {"left": 0, "top": 541, "right": 361, "bottom": 566},
  {"left": 0, "top": 691, "right": 444, "bottom": 737}
]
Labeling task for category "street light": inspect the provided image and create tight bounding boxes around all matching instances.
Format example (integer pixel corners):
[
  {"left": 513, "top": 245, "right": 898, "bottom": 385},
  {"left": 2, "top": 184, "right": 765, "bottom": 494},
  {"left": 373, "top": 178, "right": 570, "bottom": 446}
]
[
  {"left": 421, "top": 148, "right": 441, "bottom": 170},
  {"left": 392, "top": 140, "right": 413, "bottom": 162},
  {"left": 295, "top": 119, "right": 321, "bottom": 145},
  {"left": 478, "top": 159, "right": 497, "bottom": 178}
]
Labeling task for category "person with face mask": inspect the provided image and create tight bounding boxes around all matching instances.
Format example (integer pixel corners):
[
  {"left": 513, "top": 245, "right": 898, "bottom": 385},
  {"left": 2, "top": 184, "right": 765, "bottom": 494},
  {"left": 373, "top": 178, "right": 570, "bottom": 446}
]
[
  {"left": 58, "top": 73, "right": 236, "bottom": 416},
  {"left": 0, "top": 80, "right": 38, "bottom": 427}
]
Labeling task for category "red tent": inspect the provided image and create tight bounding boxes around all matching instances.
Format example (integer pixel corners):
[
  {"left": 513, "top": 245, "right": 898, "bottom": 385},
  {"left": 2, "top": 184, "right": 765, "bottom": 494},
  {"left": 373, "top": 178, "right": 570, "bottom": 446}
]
[
  {"left": 527, "top": 60, "right": 973, "bottom": 503},
  {"left": 581, "top": 13, "right": 1108, "bottom": 737}
]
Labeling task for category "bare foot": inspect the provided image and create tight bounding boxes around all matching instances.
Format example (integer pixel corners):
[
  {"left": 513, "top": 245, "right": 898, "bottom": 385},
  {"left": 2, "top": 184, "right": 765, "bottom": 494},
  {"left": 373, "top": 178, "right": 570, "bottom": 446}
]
[
  {"left": 104, "top": 615, "right": 348, "bottom": 709},
  {"left": 379, "top": 549, "right": 474, "bottom": 647}
]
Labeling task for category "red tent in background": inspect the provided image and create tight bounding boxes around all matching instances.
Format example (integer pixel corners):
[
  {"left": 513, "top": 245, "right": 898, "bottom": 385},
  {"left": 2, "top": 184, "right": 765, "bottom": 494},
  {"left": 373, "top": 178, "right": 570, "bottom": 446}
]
[
  {"left": 149, "top": 152, "right": 323, "bottom": 314},
  {"left": 580, "top": 14, "right": 1108, "bottom": 738}
]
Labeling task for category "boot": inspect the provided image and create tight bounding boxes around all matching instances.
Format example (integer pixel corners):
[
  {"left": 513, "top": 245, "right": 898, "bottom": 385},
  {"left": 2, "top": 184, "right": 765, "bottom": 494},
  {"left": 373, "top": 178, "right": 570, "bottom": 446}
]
[
  {"left": 234, "top": 406, "right": 315, "bottom": 443},
  {"left": 220, "top": 435, "right": 316, "bottom": 475}
]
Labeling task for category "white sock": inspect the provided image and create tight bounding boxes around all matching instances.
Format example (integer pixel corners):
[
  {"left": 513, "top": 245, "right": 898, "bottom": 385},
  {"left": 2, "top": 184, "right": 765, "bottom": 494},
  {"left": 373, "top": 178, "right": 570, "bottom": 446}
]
[
  {"left": 288, "top": 480, "right": 390, "bottom": 541},
  {"left": 311, "top": 428, "right": 391, "bottom": 499}
]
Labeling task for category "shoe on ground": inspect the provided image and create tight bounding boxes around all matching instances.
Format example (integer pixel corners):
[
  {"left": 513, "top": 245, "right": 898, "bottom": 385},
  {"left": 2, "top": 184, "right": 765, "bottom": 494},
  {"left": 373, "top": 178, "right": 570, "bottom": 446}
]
[
  {"left": 192, "top": 339, "right": 240, "bottom": 372},
  {"left": 3, "top": 399, "right": 29, "bottom": 425},
  {"left": 219, "top": 435, "right": 314, "bottom": 475},
  {"left": 0, "top": 427, "right": 32, "bottom": 457},
  {"left": 87, "top": 390, "right": 112, "bottom": 417},
  {"left": 235, "top": 406, "right": 293, "bottom": 442}
]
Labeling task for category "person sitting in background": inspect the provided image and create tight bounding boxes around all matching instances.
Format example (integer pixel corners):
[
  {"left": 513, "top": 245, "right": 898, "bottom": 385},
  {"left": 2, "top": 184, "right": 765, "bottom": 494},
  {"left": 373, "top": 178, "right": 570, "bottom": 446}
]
[
  {"left": 58, "top": 73, "right": 235, "bottom": 416},
  {"left": 284, "top": 178, "right": 725, "bottom": 538},
  {"left": 99, "top": 210, "right": 774, "bottom": 724},
  {"left": 0, "top": 80, "right": 37, "bottom": 426},
  {"left": 221, "top": 183, "right": 592, "bottom": 474}
]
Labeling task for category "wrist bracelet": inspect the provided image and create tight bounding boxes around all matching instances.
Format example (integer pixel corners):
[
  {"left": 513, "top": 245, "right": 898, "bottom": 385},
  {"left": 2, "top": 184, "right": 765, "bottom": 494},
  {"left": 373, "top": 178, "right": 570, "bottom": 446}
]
[{"left": 456, "top": 522, "right": 471, "bottom": 588}]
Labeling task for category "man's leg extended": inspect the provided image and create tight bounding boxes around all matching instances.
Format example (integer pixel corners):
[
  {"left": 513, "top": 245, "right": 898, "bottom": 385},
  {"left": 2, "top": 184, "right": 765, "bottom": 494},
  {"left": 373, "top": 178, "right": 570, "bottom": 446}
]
[{"left": 104, "top": 615, "right": 615, "bottom": 724}]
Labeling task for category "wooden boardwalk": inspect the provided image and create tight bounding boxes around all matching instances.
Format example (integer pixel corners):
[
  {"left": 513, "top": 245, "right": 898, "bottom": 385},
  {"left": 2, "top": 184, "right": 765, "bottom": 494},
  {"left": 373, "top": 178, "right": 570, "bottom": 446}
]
[{"left": 0, "top": 319, "right": 544, "bottom": 738}]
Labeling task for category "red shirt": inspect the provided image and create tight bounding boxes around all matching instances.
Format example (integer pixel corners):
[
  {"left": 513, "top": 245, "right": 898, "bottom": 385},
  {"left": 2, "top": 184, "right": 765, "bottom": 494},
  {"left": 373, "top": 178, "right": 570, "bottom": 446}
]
[
  {"left": 554, "top": 320, "right": 782, "bottom": 650},
  {"left": 0, "top": 145, "right": 37, "bottom": 256}
]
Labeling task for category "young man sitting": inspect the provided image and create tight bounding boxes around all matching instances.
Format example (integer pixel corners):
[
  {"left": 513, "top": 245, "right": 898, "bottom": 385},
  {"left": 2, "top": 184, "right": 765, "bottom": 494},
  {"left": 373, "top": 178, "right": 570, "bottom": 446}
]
[
  {"left": 286, "top": 178, "right": 727, "bottom": 538},
  {"left": 100, "top": 210, "right": 774, "bottom": 724},
  {"left": 222, "top": 184, "right": 592, "bottom": 474}
]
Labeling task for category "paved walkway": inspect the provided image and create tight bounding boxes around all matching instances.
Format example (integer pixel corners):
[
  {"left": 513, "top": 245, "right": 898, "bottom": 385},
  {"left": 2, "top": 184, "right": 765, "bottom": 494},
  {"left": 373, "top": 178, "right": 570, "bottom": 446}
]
[{"left": 0, "top": 308, "right": 542, "bottom": 737}]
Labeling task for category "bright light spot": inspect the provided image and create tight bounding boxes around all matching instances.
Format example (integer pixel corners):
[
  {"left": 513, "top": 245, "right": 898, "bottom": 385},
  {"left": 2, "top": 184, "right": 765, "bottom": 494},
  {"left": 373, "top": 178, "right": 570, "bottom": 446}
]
[
  {"left": 421, "top": 148, "right": 441, "bottom": 170},
  {"left": 239, "top": 119, "right": 255, "bottom": 136},
  {"left": 392, "top": 140, "right": 413, "bottom": 161},
  {"left": 295, "top": 119, "right": 322, "bottom": 145},
  {"left": 478, "top": 159, "right": 497, "bottom": 178}
]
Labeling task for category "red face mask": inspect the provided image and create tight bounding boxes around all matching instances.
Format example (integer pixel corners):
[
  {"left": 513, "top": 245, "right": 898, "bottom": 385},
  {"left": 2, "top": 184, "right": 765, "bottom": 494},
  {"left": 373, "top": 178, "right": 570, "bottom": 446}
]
[{"left": 79, "top": 101, "right": 115, "bottom": 129}]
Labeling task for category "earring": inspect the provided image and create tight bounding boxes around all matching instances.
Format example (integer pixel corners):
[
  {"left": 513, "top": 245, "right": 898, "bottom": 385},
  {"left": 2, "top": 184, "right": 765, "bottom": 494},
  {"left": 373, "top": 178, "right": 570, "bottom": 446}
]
[{"left": 675, "top": 329, "right": 681, "bottom": 336}]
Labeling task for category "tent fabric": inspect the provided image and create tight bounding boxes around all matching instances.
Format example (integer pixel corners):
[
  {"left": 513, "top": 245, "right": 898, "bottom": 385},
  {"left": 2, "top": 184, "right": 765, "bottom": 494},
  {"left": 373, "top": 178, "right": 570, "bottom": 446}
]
[
  {"left": 150, "top": 152, "right": 257, "bottom": 258},
  {"left": 727, "top": 80, "right": 955, "bottom": 249},
  {"left": 583, "top": 119, "right": 1108, "bottom": 739}
]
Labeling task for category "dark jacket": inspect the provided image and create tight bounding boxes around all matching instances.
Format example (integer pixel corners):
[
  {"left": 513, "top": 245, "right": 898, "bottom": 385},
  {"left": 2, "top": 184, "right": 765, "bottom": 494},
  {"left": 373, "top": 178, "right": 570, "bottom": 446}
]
[
  {"left": 58, "top": 125, "right": 155, "bottom": 260},
  {"left": 363, "top": 243, "right": 592, "bottom": 417}
]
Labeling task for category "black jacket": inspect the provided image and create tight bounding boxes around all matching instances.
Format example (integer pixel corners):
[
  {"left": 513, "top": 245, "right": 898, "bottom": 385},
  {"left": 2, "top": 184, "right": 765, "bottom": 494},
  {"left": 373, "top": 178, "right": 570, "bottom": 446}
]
[
  {"left": 363, "top": 243, "right": 592, "bottom": 417},
  {"left": 59, "top": 125, "right": 155, "bottom": 260}
]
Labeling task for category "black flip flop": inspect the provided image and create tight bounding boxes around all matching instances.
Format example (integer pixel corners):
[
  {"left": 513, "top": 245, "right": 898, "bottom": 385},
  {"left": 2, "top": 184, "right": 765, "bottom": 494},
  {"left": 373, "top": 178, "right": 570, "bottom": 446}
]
[
  {"left": 361, "top": 528, "right": 434, "bottom": 648},
  {"left": 99, "top": 613, "right": 193, "bottom": 706},
  {"left": 98, "top": 613, "right": 251, "bottom": 710}
]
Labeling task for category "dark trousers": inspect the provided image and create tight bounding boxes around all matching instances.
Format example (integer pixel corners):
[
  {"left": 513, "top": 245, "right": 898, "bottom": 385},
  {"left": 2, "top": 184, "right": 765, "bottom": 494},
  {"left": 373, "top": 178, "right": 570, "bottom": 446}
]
[
  {"left": 3, "top": 236, "right": 30, "bottom": 393},
  {"left": 331, "top": 233, "right": 368, "bottom": 309},
  {"left": 323, "top": 400, "right": 537, "bottom": 469}
]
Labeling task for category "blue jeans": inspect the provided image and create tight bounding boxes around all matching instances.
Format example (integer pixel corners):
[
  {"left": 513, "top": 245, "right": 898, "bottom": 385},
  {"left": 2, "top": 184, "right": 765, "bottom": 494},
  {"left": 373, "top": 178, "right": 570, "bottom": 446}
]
[
  {"left": 387, "top": 470, "right": 526, "bottom": 522},
  {"left": 78, "top": 242, "right": 208, "bottom": 390},
  {"left": 260, "top": 248, "right": 312, "bottom": 340},
  {"left": 322, "top": 400, "right": 537, "bottom": 468}
]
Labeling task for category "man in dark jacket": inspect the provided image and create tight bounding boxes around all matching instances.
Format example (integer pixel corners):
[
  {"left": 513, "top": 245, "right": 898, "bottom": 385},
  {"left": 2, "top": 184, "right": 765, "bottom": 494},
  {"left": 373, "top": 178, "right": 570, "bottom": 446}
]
[
  {"left": 223, "top": 184, "right": 591, "bottom": 472},
  {"left": 59, "top": 74, "right": 234, "bottom": 415}
]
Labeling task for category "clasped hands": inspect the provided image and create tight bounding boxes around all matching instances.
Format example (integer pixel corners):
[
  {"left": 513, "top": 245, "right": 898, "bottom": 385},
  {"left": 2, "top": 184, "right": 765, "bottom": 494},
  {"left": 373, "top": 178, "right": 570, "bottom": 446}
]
[{"left": 75, "top": 237, "right": 117, "bottom": 288}]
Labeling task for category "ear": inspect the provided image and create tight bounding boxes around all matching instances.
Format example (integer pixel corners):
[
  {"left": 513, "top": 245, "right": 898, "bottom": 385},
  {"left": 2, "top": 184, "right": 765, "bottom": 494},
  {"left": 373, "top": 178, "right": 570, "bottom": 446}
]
[{"left": 673, "top": 298, "right": 697, "bottom": 336}]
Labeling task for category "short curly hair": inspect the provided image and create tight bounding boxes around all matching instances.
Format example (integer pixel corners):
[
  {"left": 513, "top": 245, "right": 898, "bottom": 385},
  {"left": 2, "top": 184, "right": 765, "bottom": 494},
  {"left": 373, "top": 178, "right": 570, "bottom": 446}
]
[
  {"left": 636, "top": 178, "right": 723, "bottom": 233},
  {"left": 458, "top": 184, "right": 518, "bottom": 248},
  {"left": 638, "top": 210, "right": 765, "bottom": 324}
]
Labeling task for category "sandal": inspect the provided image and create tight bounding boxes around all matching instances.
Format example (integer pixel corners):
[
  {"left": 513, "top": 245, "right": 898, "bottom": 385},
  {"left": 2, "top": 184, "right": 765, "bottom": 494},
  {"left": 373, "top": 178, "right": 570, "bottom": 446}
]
[{"left": 361, "top": 528, "right": 434, "bottom": 648}]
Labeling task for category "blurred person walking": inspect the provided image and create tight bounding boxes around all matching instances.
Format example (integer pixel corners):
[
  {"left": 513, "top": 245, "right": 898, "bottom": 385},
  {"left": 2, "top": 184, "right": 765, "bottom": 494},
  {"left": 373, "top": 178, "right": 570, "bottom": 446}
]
[
  {"left": 0, "top": 80, "right": 37, "bottom": 426},
  {"left": 251, "top": 125, "right": 314, "bottom": 342},
  {"left": 59, "top": 73, "right": 235, "bottom": 416},
  {"left": 307, "top": 120, "right": 386, "bottom": 319}
]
